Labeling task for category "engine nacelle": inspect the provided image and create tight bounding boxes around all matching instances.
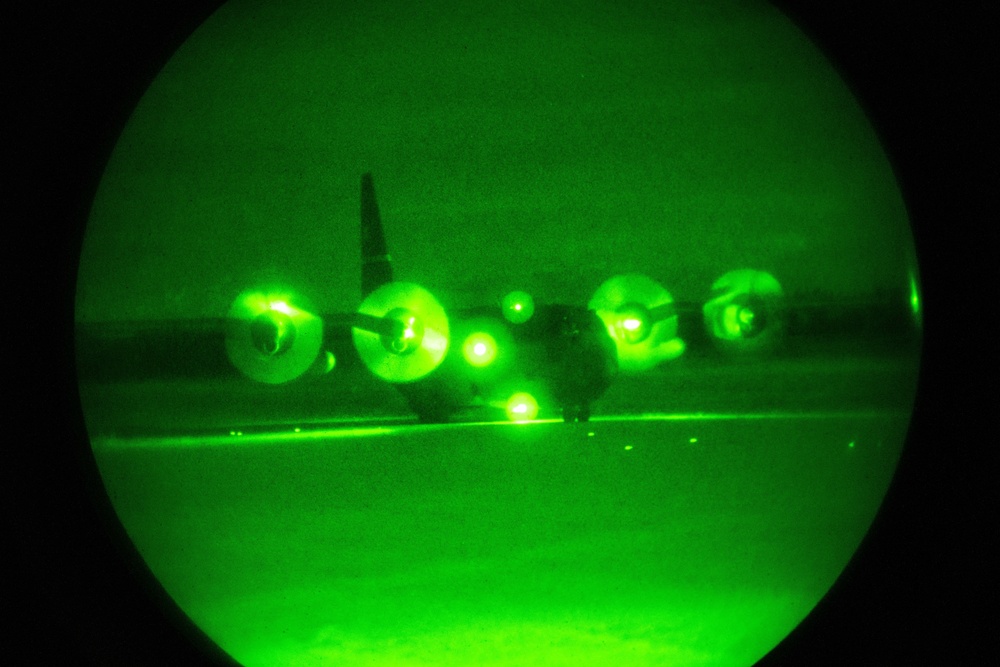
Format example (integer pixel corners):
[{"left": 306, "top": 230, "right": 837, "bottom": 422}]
[
  {"left": 703, "top": 269, "right": 786, "bottom": 354},
  {"left": 225, "top": 289, "right": 323, "bottom": 383}
]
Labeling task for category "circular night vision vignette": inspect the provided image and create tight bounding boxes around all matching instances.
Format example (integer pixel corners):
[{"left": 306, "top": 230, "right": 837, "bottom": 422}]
[{"left": 74, "top": 2, "right": 923, "bottom": 666}]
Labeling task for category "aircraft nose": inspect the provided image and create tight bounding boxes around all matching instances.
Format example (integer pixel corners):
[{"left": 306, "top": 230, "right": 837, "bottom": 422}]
[
  {"left": 559, "top": 317, "right": 581, "bottom": 337},
  {"left": 546, "top": 308, "right": 618, "bottom": 406}
]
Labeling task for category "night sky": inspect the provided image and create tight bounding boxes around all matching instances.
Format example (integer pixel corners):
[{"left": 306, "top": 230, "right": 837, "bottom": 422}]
[{"left": 76, "top": 0, "right": 915, "bottom": 322}]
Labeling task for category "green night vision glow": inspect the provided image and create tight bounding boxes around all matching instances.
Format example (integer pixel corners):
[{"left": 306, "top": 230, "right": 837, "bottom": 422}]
[
  {"left": 722, "top": 304, "right": 750, "bottom": 337},
  {"left": 224, "top": 289, "right": 325, "bottom": 384},
  {"left": 249, "top": 310, "right": 296, "bottom": 356},
  {"left": 501, "top": 291, "right": 535, "bottom": 324},
  {"left": 505, "top": 392, "right": 539, "bottom": 422},
  {"left": 268, "top": 300, "right": 293, "bottom": 315},
  {"left": 75, "top": 0, "right": 923, "bottom": 665},
  {"left": 909, "top": 270, "right": 921, "bottom": 317},
  {"left": 353, "top": 282, "right": 451, "bottom": 383},
  {"left": 463, "top": 332, "right": 498, "bottom": 367},
  {"left": 381, "top": 308, "right": 425, "bottom": 354},
  {"left": 615, "top": 306, "right": 652, "bottom": 344}
]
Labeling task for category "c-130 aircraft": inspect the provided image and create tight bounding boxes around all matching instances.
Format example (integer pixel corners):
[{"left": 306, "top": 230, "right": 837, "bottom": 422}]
[{"left": 225, "top": 173, "right": 784, "bottom": 423}]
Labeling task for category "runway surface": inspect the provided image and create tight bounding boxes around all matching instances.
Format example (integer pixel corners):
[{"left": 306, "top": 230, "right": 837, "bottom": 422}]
[
  {"left": 80, "top": 345, "right": 919, "bottom": 666},
  {"left": 91, "top": 411, "right": 910, "bottom": 666},
  {"left": 79, "top": 344, "right": 918, "bottom": 437}
]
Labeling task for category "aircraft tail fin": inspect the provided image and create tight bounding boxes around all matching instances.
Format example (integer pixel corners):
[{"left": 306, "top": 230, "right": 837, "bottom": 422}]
[{"left": 360, "top": 172, "right": 393, "bottom": 297}]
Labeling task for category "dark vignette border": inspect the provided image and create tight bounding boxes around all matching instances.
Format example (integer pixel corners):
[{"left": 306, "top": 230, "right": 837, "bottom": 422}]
[{"left": 6, "top": 1, "right": 989, "bottom": 664}]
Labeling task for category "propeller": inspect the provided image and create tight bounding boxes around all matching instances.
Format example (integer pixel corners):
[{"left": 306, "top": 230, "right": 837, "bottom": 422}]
[
  {"left": 702, "top": 269, "right": 786, "bottom": 353},
  {"left": 352, "top": 282, "right": 450, "bottom": 383},
  {"left": 588, "top": 274, "right": 685, "bottom": 372},
  {"left": 225, "top": 289, "right": 323, "bottom": 383}
]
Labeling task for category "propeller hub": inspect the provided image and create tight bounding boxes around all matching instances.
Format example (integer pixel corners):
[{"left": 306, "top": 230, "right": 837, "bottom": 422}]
[
  {"left": 724, "top": 296, "right": 767, "bottom": 338},
  {"left": 703, "top": 269, "right": 785, "bottom": 352},
  {"left": 226, "top": 289, "right": 323, "bottom": 384},
  {"left": 249, "top": 310, "right": 297, "bottom": 356},
  {"left": 613, "top": 302, "right": 652, "bottom": 344},
  {"left": 381, "top": 307, "right": 425, "bottom": 355},
  {"left": 352, "top": 282, "right": 450, "bottom": 383},
  {"left": 588, "top": 274, "right": 684, "bottom": 372}
]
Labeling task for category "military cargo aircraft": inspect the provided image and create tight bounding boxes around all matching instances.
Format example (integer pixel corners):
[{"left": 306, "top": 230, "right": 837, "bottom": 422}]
[{"left": 219, "top": 174, "right": 792, "bottom": 423}]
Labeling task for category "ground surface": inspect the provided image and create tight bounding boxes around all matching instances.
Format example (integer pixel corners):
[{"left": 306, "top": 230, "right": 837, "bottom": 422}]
[{"left": 84, "top": 346, "right": 918, "bottom": 666}]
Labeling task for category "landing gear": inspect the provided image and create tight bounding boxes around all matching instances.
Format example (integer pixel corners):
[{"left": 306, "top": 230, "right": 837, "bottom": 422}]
[{"left": 561, "top": 404, "right": 591, "bottom": 423}]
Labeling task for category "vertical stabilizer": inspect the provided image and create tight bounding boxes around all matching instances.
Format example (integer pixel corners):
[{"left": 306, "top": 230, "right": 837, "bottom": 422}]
[{"left": 360, "top": 172, "right": 393, "bottom": 297}]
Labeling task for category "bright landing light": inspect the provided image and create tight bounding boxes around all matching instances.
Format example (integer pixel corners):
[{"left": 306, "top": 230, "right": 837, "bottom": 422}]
[
  {"left": 502, "top": 291, "right": 535, "bottom": 324},
  {"left": 268, "top": 300, "right": 294, "bottom": 316},
  {"left": 463, "top": 332, "right": 498, "bottom": 367},
  {"left": 505, "top": 392, "right": 539, "bottom": 422}
]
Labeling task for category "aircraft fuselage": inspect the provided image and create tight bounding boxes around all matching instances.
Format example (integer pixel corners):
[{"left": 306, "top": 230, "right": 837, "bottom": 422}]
[{"left": 391, "top": 302, "right": 618, "bottom": 423}]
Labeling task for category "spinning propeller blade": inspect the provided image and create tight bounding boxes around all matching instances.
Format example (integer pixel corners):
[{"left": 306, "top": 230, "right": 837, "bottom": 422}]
[
  {"left": 225, "top": 289, "right": 323, "bottom": 383},
  {"left": 588, "top": 274, "right": 685, "bottom": 372},
  {"left": 702, "top": 269, "right": 786, "bottom": 353},
  {"left": 352, "top": 282, "right": 450, "bottom": 383}
]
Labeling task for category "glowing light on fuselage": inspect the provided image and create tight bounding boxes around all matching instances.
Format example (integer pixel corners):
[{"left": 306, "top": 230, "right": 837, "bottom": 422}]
[
  {"left": 502, "top": 291, "right": 535, "bottom": 323},
  {"left": 505, "top": 392, "right": 539, "bottom": 422},
  {"left": 622, "top": 317, "right": 642, "bottom": 332},
  {"left": 463, "top": 332, "right": 498, "bottom": 367},
  {"left": 268, "top": 300, "right": 294, "bottom": 315}
]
